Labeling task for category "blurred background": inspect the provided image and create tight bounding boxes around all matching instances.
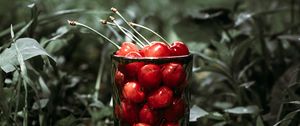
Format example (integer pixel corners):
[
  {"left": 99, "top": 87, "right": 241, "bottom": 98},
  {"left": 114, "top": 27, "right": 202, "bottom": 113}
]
[{"left": 1, "top": 0, "right": 300, "bottom": 125}]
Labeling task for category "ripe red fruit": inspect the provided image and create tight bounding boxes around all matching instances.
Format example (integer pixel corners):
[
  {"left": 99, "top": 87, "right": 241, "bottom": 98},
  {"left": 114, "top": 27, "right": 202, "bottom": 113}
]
[
  {"left": 143, "top": 42, "right": 171, "bottom": 57},
  {"left": 133, "top": 123, "right": 151, "bottom": 126},
  {"left": 139, "top": 45, "right": 149, "bottom": 57},
  {"left": 161, "top": 63, "right": 186, "bottom": 88},
  {"left": 124, "top": 52, "right": 144, "bottom": 79},
  {"left": 139, "top": 104, "right": 158, "bottom": 125},
  {"left": 162, "top": 122, "right": 179, "bottom": 126},
  {"left": 122, "top": 82, "right": 145, "bottom": 103},
  {"left": 115, "top": 100, "right": 139, "bottom": 124},
  {"left": 147, "top": 86, "right": 173, "bottom": 109},
  {"left": 138, "top": 64, "right": 162, "bottom": 89},
  {"left": 163, "top": 98, "right": 186, "bottom": 121},
  {"left": 170, "top": 41, "right": 189, "bottom": 56},
  {"left": 116, "top": 42, "right": 139, "bottom": 56},
  {"left": 115, "top": 70, "right": 125, "bottom": 88}
]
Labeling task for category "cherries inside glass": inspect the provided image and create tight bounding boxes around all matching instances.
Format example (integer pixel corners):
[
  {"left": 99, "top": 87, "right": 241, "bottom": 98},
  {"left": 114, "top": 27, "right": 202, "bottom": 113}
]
[{"left": 111, "top": 53, "right": 193, "bottom": 126}]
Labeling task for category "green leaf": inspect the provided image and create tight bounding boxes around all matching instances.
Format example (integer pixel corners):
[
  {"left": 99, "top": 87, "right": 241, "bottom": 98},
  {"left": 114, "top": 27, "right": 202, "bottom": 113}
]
[
  {"left": 174, "top": 18, "right": 221, "bottom": 42},
  {"left": 55, "top": 115, "right": 77, "bottom": 126},
  {"left": 32, "top": 99, "right": 49, "bottom": 110},
  {"left": 189, "top": 105, "right": 209, "bottom": 122},
  {"left": 224, "top": 105, "right": 259, "bottom": 115},
  {"left": 0, "top": 38, "right": 55, "bottom": 73},
  {"left": 274, "top": 109, "right": 300, "bottom": 126},
  {"left": 256, "top": 116, "right": 264, "bottom": 126}
]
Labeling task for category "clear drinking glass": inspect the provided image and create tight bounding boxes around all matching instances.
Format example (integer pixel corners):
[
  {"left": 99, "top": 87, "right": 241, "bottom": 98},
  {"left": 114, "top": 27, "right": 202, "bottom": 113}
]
[{"left": 111, "top": 54, "right": 193, "bottom": 126}]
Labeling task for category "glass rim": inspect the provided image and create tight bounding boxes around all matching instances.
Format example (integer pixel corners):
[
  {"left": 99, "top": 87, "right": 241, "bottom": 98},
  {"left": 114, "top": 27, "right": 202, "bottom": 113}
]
[{"left": 111, "top": 53, "right": 193, "bottom": 64}]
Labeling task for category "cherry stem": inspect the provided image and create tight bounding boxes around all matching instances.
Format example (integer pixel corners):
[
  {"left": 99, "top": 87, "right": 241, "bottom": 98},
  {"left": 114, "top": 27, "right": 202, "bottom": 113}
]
[
  {"left": 111, "top": 7, "right": 151, "bottom": 45},
  {"left": 102, "top": 18, "right": 145, "bottom": 48},
  {"left": 129, "top": 22, "right": 170, "bottom": 46},
  {"left": 68, "top": 20, "right": 120, "bottom": 49}
]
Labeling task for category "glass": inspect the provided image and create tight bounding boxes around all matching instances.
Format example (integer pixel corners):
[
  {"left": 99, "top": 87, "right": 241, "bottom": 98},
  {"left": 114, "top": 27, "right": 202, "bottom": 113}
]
[{"left": 111, "top": 54, "right": 193, "bottom": 126}]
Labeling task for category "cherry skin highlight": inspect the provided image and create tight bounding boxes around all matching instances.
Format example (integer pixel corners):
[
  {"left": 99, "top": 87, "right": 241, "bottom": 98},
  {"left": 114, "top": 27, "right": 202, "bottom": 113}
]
[
  {"left": 124, "top": 52, "right": 144, "bottom": 79},
  {"left": 114, "top": 100, "right": 139, "bottom": 125},
  {"left": 161, "top": 63, "right": 186, "bottom": 88},
  {"left": 122, "top": 82, "right": 145, "bottom": 103},
  {"left": 133, "top": 123, "right": 151, "bottom": 126},
  {"left": 138, "top": 64, "right": 162, "bottom": 89},
  {"left": 139, "top": 104, "right": 158, "bottom": 125},
  {"left": 170, "top": 41, "right": 189, "bottom": 56},
  {"left": 163, "top": 98, "right": 186, "bottom": 121},
  {"left": 147, "top": 86, "right": 173, "bottom": 109},
  {"left": 143, "top": 42, "right": 171, "bottom": 57},
  {"left": 115, "top": 70, "right": 125, "bottom": 88},
  {"left": 116, "top": 42, "right": 139, "bottom": 56}
]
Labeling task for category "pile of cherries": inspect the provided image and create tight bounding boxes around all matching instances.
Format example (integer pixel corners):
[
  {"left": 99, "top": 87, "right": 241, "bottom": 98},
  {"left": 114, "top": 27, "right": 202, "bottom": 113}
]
[
  {"left": 69, "top": 7, "right": 191, "bottom": 126},
  {"left": 114, "top": 41, "right": 190, "bottom": 126}
]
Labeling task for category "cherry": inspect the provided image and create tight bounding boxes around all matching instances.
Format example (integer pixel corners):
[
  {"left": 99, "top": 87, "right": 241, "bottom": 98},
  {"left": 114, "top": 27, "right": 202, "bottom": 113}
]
[
  {"left": 124, "top": 52, "right": 145, "bottom": 79},
  {"left": 138, "top": 64, "right": 162, "bottom": 89},
  {"left": 147, "top": 86, "right": 173, "bottom": 109},
  {"left": 143, "top": 42, "right": 171, "bottom": 57},
  {"left": 115, "top": 100, "right": 139, "bottom": 124},
  {"left": 139, "top": 45, "right": 149, "bottom": 57},
  {"left": 115, "top": 70, "right": 125, "bottom": 88},
  {"left": 161, "top": 63, "right": 186, "bottom": 88},
  {"left": 116, "top": 42, "right": 139, "bottom": 56},
  {"left": 170, "top": 41, "right": 189, "bottom": 56},
  {"left": 139, "top": 104, "right": 159, "bottom": 125},
  {"left": 122, "top": 82, "right": 145, "bottom": 103},
  {"left": 133, "top": 123, "right": 151, "bottom": 126},
  {"left": 163, "top": 98, "right": 186, "bottom": 122},
  {"left": 162, "top": 122, "right": 179, "bottom": 126}
]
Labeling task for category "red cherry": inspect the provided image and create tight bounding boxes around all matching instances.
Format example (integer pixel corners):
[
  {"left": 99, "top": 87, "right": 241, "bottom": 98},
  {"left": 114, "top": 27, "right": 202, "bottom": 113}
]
[
  {"left": 115, "top": 100, "right": 139, "bottom": 124},
  {"left": 116, "top": 42, "right": 139, "bottom": 56},
  {"left": 122, "top": 82, "right": 145, "bottom": 103},
  {"left": 139, "top": 45, "right": 149, "bottom": 57},
  {"left": 163, "top": 98, "right": 186, "bottom": 121},
  {"left": 147, "top": 86, "right": 173, "bottom": 109},
  {"left": 125, "top": 51, "right": 143, "bottom": 58},
  {"left": 170, "top": 41, "right": 189, "bottom": 56},
  {"left": 133, "top": 123, "right": 151, "bottom": 126},
  {"left": 161, "top": 63, "right": 186, "bottom": 88},
  {"left": 143, "top": 42, "right": 171, "bottom": 57},
  {"left": 115, "top": 70, "right": 125, "bottom": 88},
  {"left": 162, "top": 122, "right": 179, "bottom": 126},
  {"left": 124, "top": 52, "right": 144, "bottom": 79},
  {"left": 138, "top": 64, "right": 162, "bottom": 89},
  {"left": 139, "top": 104, "right": 158, "bottom": 125}
]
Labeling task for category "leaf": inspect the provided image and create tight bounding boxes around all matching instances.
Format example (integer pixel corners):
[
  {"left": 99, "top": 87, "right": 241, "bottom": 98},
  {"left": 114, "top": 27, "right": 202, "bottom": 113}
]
[
  {"left": 32, "top": 99, "right": 49, "bottom": 110},
  {"left": 174, "top": 18, "right": 221, "bottom": 42},
  {"left": 213, "top": 101, "right": 233, "bottom": 109},
  {"left": 278, "top": 35, "right": 300, "bottom": 42},
  {"left": 91, "top": 106, "right": 113, "bottom": 121},
  {"left": 207, "top": 112, "right": 225, "bottom": 121},
  {"left": 55, "top": 115, "right": 77, "bottom": 126},
  {"left": 189, "top": 105, "right": 209, "bottom": 122},
  {"left": 274, "top": 109, "right": 300, "bottom": 126},
  {"left": 256, "top": 116, "right": 265, "bottom": 126},
  {"left": 224, "top": 105, "right": 259, "bottom": 115},
  {"left": 0, "top": 38, "right": 55, "bottom": 73},
  {"left": 239, "top": 81, "right": 255, "bottom": 89}
]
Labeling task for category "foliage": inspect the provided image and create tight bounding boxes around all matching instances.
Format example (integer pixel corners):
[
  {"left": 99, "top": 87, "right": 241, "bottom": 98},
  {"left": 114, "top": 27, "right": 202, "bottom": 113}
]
[{"left": 1, "top": 0, "right": 300, "bottom": 126}]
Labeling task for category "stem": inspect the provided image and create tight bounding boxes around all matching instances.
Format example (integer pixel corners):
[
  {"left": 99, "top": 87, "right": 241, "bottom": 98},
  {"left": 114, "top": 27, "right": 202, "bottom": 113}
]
[
  {"left": 67, "top": 20, "right": 120, "bottom": 49},
  {"left": 14, "top": 76, "right": 21, "bottom": 121},
  {"left": 23, "top": 79, "right": 28, "bottom": 126},
  {"left": 129, "top": 22, "right": 170, "bottom": 46},
  {"left": 111, "top": 7, "right": 151, "bottom": 45},
  {"left": 94, "top": 50, "right": 105, "bottom": 100},
  {"left": 104, "top": 18, "right": 145, "bottom": 48}
]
